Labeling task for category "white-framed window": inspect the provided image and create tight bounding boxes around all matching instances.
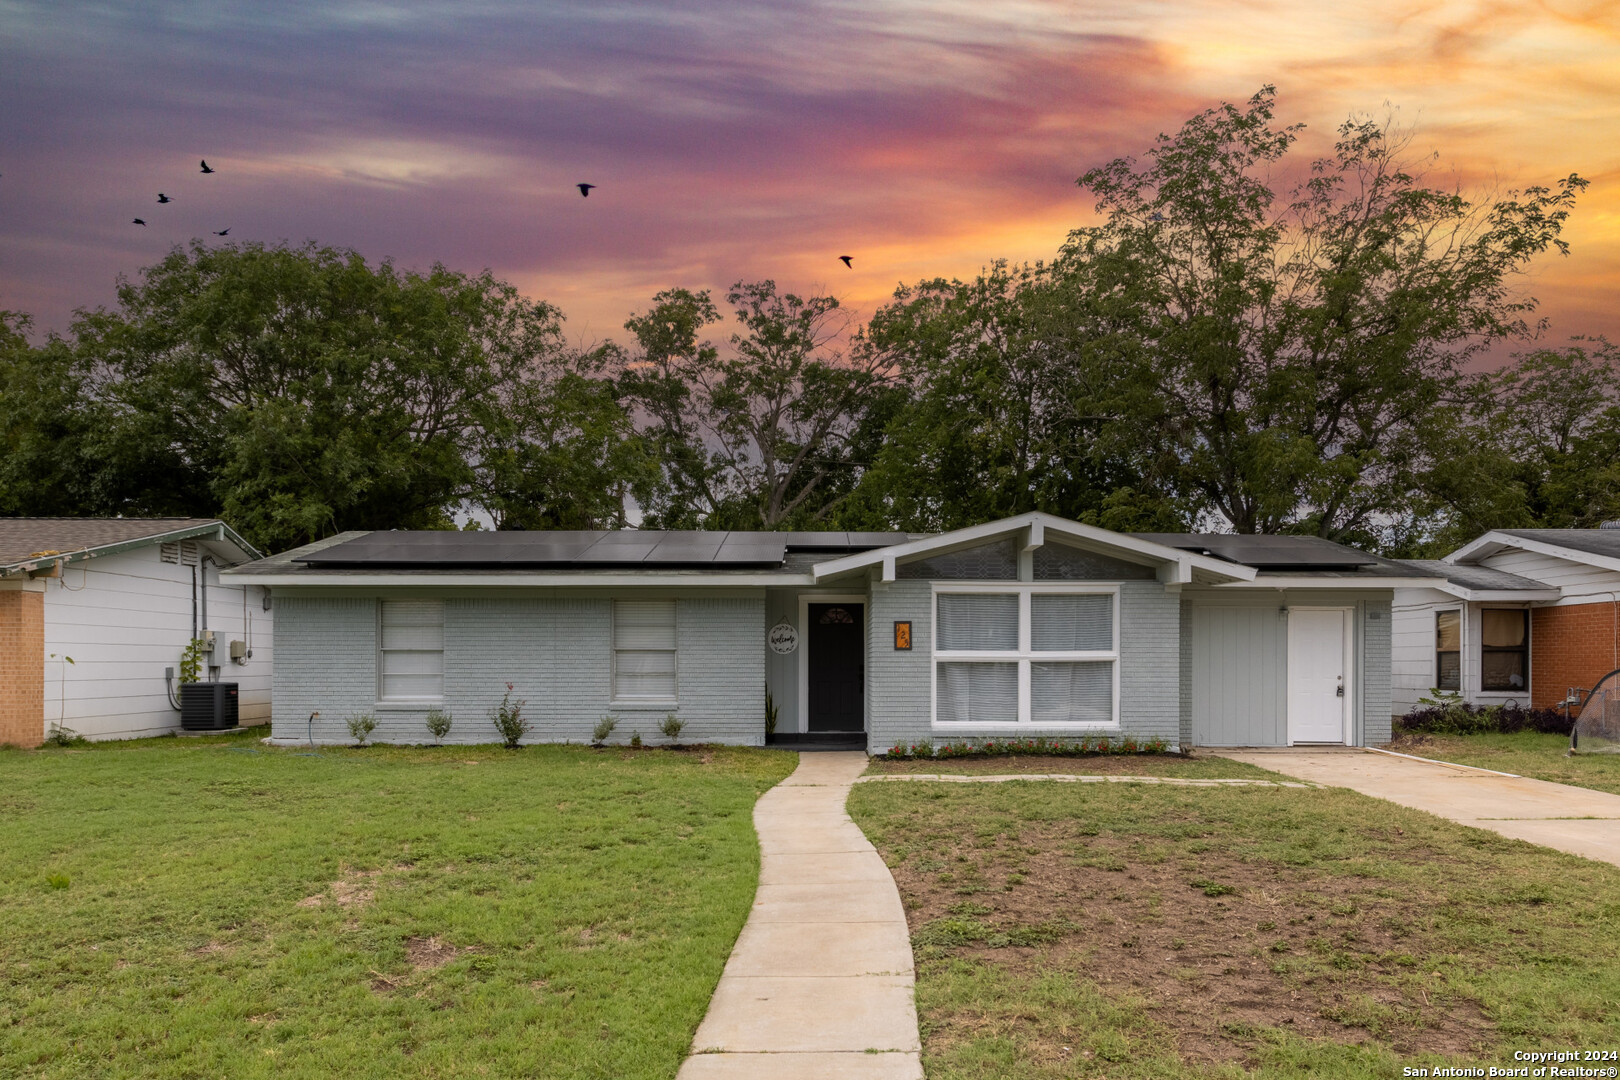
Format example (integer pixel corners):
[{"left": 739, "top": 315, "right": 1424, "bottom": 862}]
[
  {"left": 379, "top": 599, "right": 444, "bottom": 701},
  {"left": 613, "top": 599, "right": 678, "bottom": 704},
  {"left": 932, "top": 584, "right": 1119, "bottom": 727}
]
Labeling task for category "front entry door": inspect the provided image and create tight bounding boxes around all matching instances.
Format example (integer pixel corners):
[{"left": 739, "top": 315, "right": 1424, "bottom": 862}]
[
  {"left": 808, "top": 602, "right": 865, "bottom": 732},
  {"left": 1287, "top": 608, "right": 1350, "bottom": 744}
]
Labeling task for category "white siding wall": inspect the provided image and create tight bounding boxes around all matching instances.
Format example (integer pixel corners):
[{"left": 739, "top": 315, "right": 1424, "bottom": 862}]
[
  {"left": 41, "top": 545, "right": 273, "bottom": 740},
  {"left": 1390, "top": 589, "right": 1537, "bottom": 713},
  {"left": 1481, "top": 550, "right": 1620, "bottom": 603}
]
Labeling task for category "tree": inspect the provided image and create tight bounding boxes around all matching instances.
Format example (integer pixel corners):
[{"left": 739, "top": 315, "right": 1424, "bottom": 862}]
[
  {"left": 67, "top": 241, "right": 631, "bottom": 551},
  {"left": 1051, "top": 87, "right": 1586, "bottom": 541},
  {"left": 839, "top": 263, "right": 1188, "bottom": 532},
  {"left": 1413, "top": 339, "right": 1620, "bottom": 551},
  {"left": 619, "top": 281, "right": 894, "bottom": 529}
]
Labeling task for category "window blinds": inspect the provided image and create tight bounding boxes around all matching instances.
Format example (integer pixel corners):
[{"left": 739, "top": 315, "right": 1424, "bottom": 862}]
[
  {"left": 614, "top": 600, "right": 677, "bottom": 700},
  {"left": 380, "top": 599, "right": 444, "bottom": 700}
]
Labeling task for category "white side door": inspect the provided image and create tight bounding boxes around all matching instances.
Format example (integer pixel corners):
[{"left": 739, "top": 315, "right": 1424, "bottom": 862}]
[{"left": 1287, "top": 608, "right": 1350, "bottom": 744}]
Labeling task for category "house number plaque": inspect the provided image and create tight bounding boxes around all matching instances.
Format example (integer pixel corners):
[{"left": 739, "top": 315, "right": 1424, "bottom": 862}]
[
  {"left": 894, "top": 620, "right": 912, "bottom": 650},
  {"left": 768, "top": 620, "right": 799, "bottom": 655}
]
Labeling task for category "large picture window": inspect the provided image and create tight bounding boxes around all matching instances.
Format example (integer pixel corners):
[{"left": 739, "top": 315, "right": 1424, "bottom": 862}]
[
  {"left": 933, "top": 585, "right": 1118, "bottom": 727},
  {"left": 1480, "top": 609, "right": 1529, "bottom": 693},
  {"left": 613, "top": 599, "right": 678, "bottom": 703},
  {"left": 1435, "top": 610, "right": 1461, "bottom": 692},
  {"left": 379, "top": 599, "right": 444, "bottom": 701}
]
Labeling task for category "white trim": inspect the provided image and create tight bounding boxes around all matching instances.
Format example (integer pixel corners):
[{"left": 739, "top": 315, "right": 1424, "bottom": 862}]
[
  {"left": 1433, "top": 604, "right": 1464, "bottom": 694},
  {"left": 1478, "top": 605, "right": 1532, "bottom": 698},
  {"left": 224, "top": 571, "right": 819, "bottom": 587},
  {"left": 1448, "top": 531, "right": 1620, "bottom": 576},
  {"left": 811, "top": 512, "right": 1256, "bottom": 584},
  {"left": 797, "top": 594, "right": 868, "bottom": 733},
  {"left": 1213, "top": 575, "right": 1443, "bottom": 590},
  {"left": 1286, "top": 606, "right": 1353, "bottom": 746},
  {"left": 930, "top": 582, "right": 1122, "bottom": 731},
  {"left": 1436, "top": 585, "right": 1560, "bottom": 602}
]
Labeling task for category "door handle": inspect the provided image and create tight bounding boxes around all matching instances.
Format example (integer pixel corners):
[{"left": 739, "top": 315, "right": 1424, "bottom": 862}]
[{"left": 1335, "top": 679, "right": 1344, "bottom": 698}]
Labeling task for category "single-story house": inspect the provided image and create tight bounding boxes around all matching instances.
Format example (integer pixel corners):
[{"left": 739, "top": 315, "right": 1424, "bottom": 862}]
[
  {"left": 0, "top": 518, "right": 272, "bottom": 745},
  {"left": 227, "top": 513, "right": 1443, "bottom": 752},
  {"left": 1392, "top": 527, "right": 1620, "bottom": 715}
]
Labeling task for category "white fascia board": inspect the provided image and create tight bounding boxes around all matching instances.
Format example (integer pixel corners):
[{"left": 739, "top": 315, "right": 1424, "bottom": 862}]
[
  {"left": 1211, "top": 576, "right": 1449, "bottom": 590},
  {"left": 218, "top": 571, "right": 818, "bottom": 588},
  {"left": 810, "top": 511, "right": 1254, "bottom": 583},
  {"left": 1436, "top": 584, "right": 1561, "bottom": 603},
  {"left": 1447, "top": 531, "right": 1620, "bottom": 576},
  {"left": 1, "top": 520, "right": 262, "bottom": 577}
]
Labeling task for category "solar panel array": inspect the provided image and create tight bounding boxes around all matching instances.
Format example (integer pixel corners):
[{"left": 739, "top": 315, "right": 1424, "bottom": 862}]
[
  {"left": 294, "top": 530, "right": 909, "bottom": 568},
  {"left": 1130, "top": 533, "right": 1378, "bottom": 569}
]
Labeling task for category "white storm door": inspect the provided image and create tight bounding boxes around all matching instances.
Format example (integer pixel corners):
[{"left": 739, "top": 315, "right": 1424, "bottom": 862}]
[{"left": 1287, "top": 609, "right": 1349, "bottom": 744}]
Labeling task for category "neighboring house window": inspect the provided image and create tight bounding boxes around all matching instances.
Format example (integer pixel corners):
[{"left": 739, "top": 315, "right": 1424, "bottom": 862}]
[
  {"left": 934, "top": 586, "right": 1118, "bottom": 726},
  {"left": 613, "top": 600, "right": 678, "bottom": 702},
  {"left": 1481, "top": 609, "right": 1529, "bottom": 692},
  {"left": 1435, "top": 610, "right": 1461, "bottom": 692},
  {"left": 379, "top": 599, "right": 444, "bottom": 701}
]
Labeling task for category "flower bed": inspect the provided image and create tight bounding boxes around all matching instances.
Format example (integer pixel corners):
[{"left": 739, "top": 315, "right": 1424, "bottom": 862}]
[{"left": 882, "top": 735, "right": 1171, "bottom": 760}]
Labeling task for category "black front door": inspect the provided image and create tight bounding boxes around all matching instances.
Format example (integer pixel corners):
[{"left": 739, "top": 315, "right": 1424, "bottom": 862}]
[{"left": 808, "top": 603, "right": 865, "bottom": 732}]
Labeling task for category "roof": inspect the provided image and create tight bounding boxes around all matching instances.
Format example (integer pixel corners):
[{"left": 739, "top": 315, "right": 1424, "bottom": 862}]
[
  {"left": 1131, "top": 533, "right": 1376, "bottom": 570},
  {"left": 1397, "top": 560, "right": 1561, "bottom": 602},
  {"left": 1447, "top": 528, "right": 1620, "bottom": 575},
  {"left": 293, "top": 530, "right": 910, "bottom": 570},
  {"left": 0, "top": 518, "right": 260, "bottom": 576}
]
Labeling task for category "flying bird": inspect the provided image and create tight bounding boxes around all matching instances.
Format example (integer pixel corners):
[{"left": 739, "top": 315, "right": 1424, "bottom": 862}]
[
  {"left": 199, "top": 160, "right": 215, "bottom": 174},
  {"left": 132, "top": 218, "right": 146, "bottom": 226},
  {"left": 214, "top": 228, "right": 230, "bottom": 236},
  {"left": 838, "top": 255, "right": 853, "bottom": 268},
  {"left": 577, "top": 183, "right": 595, "bottom": 197},
  {"left": 157, "top": 193, "right": 172, "bottom": 203}
]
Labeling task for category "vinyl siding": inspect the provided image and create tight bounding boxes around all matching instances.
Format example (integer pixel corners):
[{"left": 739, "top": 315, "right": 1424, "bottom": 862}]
[
  {"left": 1480, "top": 550, "right": 1620, "bottom": 602},
  {"left": 40, "top": 546, "right": 273, "bottom": 740}
]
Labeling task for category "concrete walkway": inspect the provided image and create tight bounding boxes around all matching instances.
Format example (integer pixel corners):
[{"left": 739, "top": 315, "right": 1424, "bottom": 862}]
[
  {"left": 858, "top": 773, "right": 1315, "bottom": 788},
  {"left": 677, "top": 751, "right": 923, "bottom": 1080},
  {"left": 1217, "top": 748, "right": 1620, "bottom": 869}
]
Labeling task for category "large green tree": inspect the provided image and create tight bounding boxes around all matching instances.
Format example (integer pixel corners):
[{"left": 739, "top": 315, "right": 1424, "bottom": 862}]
[
  {"left": 1049, "top": 87, "right": 1585, "bottom": 542},
  {"left": 62, "top": 241, "right": 636, "bottom": 550}
]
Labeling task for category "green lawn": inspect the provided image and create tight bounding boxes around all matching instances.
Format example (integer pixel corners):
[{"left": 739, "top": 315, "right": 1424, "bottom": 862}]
[
  {"left": 1391, "top": 731, "right": 1620, "bottom": 796},
  {"left": 848, "top": 778, "right": 1620, "bottom": 1078},
  {"left": 865, "top": 753, "right": 1285, "bottom": 780},
  {"left": 0, "top": 731, "right": 794, "bottom": 1079}
]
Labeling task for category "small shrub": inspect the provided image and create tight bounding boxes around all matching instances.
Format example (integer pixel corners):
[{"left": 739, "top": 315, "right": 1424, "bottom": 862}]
[
  {"left": 591, "top": 715, "right": 617, "bottom": 747},
  {"left": 178, "top": 638, "right": 206, "bottom": 684},
  {"left": 1190, "top": 879, "right": 1236, "bottom": 897},
  {"left": 489, "top": 683, "right": 530, "bottom": 749},
  {"left": 764, "top": 688, "right": 778, "bottom": 737},
  {"left": 1397, "top": 696, "right": 1570, "bottom": 737},
  {"left": 346, "top": 713, "right": 378, "bottom": 746},
  {"left": 629, "top": 731, "right": 642, "bottom": 749},
  {"left": 45, "top": 873, "right": 70, "bottom": 890},
  {"left": 659, "top": 713, "right": 685, "bottom": 745},
  {"left": 44, "top": 725, "right": 86, "bottom": 748},
  {"left": 424, "top": 708, "right": 453, "bottom": 744}
]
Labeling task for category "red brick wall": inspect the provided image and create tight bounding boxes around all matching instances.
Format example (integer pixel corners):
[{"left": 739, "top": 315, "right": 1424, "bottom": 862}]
[
  {"left": 1531, "top": 601, "right": 1620, "bottom": 709},
  {"left": 0, "top": 589, "right": 45, "bottom": 746}
]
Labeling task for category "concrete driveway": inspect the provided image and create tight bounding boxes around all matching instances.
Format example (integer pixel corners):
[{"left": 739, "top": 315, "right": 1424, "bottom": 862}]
[{"left": 1215, "top": 748, "right": 1620, "bottom": 869}]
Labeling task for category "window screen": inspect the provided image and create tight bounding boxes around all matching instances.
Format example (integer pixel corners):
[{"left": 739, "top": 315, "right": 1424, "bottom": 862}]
[
  {"left": 1435, "top": 610, "right": 1461, "bottom": 691},
  {"left": 1030, "top": 662, "right": 1113, "bottom": 724},
  {"left": 936, "top": 662, "right": 1019, "bottom": 723},
  {"left": 1031, "top": 593, "right": 1113, "bottom": 651},
  {"left": 937, "top": 593, "right": 1019, "bottom": 651},
  {"left": 614, "top": 600, "right": 678, "bottom": 701},
  {"left": 1480, "top": 609, "right": 1528, "bottom": 692},
  {"left": 380, "top": 599, "right": 444, "bottom": 700}
]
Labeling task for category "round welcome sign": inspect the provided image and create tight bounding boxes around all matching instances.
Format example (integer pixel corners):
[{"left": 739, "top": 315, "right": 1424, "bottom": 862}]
[{"left": 768, "top": 620, "right": 799, "bottom": 655}]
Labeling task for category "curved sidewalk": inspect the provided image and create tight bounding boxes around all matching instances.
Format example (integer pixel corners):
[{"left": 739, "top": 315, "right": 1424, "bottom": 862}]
[{"left": 677, "top": 751, "right": 922, "bottom": 1080}]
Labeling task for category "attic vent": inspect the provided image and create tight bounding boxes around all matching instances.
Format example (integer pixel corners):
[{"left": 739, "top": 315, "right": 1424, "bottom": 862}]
[
  {"left": 162, "top": 539, "right": 201, "bottom": 565},
  {"left": 1601, "top": 520, "right": 1620, "bottom": 530},
  {"left": 160, "top": 542, "right": 179, "bottom": 563}
]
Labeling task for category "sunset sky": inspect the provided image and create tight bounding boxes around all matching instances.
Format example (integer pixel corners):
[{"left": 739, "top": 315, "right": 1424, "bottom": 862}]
[{"left": 3, "top": 0, "right": 1617, "bottom": 350}]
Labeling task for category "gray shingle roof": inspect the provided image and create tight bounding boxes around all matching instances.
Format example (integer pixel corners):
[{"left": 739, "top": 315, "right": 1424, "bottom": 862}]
[
  {"left": 1495, "top": 529, "right": 1620, "bottom": 560},
  {"left": 0, "top": 518, "right": 232, "bottom": 571},
  {"left": 1399, "top": 560, "right": 1552, "bottom": 592}
]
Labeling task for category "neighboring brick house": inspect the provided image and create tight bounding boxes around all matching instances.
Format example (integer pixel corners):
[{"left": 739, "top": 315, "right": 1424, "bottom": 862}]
[
  {"left": 225, "top": 513, "right": 1435, "bottom": 751},
  {"left": 0, "top": 519, "right": 269, "bottom": 745},
  {"left": 1392, "top": 528, "right": 1620, "bottom": 716}
]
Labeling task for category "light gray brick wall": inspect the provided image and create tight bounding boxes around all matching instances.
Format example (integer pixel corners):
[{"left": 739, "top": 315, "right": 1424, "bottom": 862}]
[
  {"left": 271, "top": 589, "right": 765, "bottom": 746},
  {"left": 1361, "top": 596, "right": 1393, "bottom": 745},
  {"left": 271, "top": 595, "right": 378, "bottom": 743},
  {"left": 865, "top": 578, "right": 1183, "bottom": 752}
]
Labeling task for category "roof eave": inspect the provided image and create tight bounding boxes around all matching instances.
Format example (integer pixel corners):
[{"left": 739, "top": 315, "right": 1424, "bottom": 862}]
[
  {"left": 1210, "top": 575, "right": 1448, "bottom": 590},
  {"left": 1448, "top": 530, "right": 1620, "bottom": 575},
  {"left": 0, "top": 521, "right": 260, "bottom": 578},
  {"left": 217, "top": 570, "right": 819, "bottom": 587}
]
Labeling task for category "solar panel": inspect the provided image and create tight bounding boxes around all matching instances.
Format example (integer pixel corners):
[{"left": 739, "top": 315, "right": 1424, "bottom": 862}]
[
  {"left": 574, "top": 531, "right": 664, "bottom": 564},
  {"left": 642, "top": 533, "right": 727, "bottom": 564},
  {"left": 715, "top": 533, "right": 789, "bottom": 564},
  {"left": 294, "top": 530, "right": 793, "bottom": 567}
]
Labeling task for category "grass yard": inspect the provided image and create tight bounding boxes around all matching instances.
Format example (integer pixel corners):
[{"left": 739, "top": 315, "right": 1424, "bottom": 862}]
[
  {"left": 848, "top": 778, "right": 1620, "bottom": 1078},
  {"left": 865, "top": 753, "right": 1285, "bottom": 780},
  {"left": 0, "top": 731, "right": 795, "bottom": 1080},
  {"left": 1390, "top": 731, "right": 1620, "bottom": 796}
]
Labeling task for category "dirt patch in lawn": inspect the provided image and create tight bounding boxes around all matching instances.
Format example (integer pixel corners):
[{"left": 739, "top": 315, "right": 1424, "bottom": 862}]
[
  {"left": 297, "top": 866, "right": 390, "bottom": 909},
  {"left": 406, "top": 935, "right": 476, "bottom": 971},
  {"left": 888, "top": 822, "right": 1493, "bottom": 1067}
]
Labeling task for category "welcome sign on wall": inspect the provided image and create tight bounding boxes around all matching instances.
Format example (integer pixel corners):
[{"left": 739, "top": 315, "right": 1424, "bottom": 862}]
[{"left": 768, "top": 620, "right": 799, "bottom": 655}]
